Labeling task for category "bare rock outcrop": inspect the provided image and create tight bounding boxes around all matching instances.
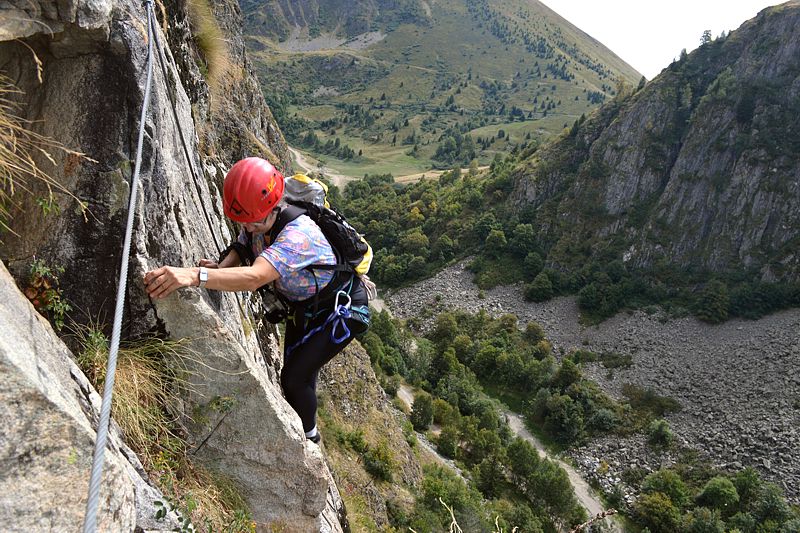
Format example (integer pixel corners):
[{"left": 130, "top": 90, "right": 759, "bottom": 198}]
[
  {"left": 0, "top": 260, "right": 180, "bottom": 532},
  {"left": 511, "top": 2, "right": 800, "bottom": 281},
  {"left": 0, "top": 0, "right": 338, "bottom": 529}
]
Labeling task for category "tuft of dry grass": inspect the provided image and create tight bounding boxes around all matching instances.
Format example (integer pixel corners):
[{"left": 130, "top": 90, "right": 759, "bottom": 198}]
[
  {"left": 71, "top": 321, "right": 255, "bottom": 532},
  {"left": 72, "top": 320, "right": 189, "bottom": 466},
  {"left": 247, "top": 131, "right": 279, "bottom": 165},
  {"left": 185, "top": 0, "right": 232, "bottom": 104},
  {"left": 0, "top": 74, "right": 92, "bottom": 239}
]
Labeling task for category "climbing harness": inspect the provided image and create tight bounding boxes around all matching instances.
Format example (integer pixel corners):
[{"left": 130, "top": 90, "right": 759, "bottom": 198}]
[
  {"left": 82, "top": 2, "right": 156, "bottom": 532},
  {"left": 285, "top": 290, "right": 355, "bottom": 357}
]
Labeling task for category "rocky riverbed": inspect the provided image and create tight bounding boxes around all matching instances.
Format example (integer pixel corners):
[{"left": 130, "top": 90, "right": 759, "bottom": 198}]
[{"left": 386, "top": 260, "right": 800, "bottom": 503}]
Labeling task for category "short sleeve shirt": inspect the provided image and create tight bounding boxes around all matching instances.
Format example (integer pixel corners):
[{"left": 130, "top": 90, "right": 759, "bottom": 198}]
[{"left": 238, "top": 215, "right": 336, "bottom": 302}]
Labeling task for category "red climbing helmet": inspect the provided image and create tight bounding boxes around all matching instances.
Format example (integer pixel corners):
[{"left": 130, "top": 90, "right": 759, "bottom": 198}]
[{"left": 223, "top": 157, "right": 285, "bottom": 223}]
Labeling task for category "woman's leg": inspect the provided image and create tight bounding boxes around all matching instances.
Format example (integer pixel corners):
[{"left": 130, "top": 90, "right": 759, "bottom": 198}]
[
  {"left": 280, "top": 278, "right": 370, "bottom": 433},
  {"left": 281, "top": 321, "right": 357, "bottom": 432}
]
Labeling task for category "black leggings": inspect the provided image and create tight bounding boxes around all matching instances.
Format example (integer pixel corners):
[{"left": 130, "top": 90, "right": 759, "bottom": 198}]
[{"left": 281, "top": 278, "right": 369, "bottom": 432}]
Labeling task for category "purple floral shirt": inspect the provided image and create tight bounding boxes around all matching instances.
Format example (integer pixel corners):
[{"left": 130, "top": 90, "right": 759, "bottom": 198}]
[{"left": 238, "top": 215, "right": 336, "bottom": 301}]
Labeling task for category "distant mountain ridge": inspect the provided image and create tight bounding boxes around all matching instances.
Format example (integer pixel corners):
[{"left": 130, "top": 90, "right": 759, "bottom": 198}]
[
  {"left": 240, "top": 0, "right": 429, "bottom": 42},
  {"left": 511, "top": 1, "right": 800, "bottom": 281},
  {"left": 241, "top": 0, "right": 643, "bottom": 176}
]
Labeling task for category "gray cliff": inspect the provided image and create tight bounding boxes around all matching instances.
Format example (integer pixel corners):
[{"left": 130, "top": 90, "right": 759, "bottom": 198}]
[
  {"left": 0, "top": 0, "right": 342, "bottom": 530},
  {"left": 512, "top": 2, "right": 800, "bottom": 282}
]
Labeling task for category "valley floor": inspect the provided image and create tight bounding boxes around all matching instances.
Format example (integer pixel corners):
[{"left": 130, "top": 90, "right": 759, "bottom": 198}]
[{"left": 386, "top": 260, "right": 800, "bottom": 503}]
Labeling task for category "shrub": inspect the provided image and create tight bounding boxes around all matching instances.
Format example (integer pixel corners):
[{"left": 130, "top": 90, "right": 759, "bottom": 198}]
[
  {"left": 410, "top": 392, "right": 434, "bottom": 431},
  {"left": 696, "top": 280, "right": 729, "bottom": 323},
  {"left": 380, "top": 374, "right": 401, "bottom": 396},
  {"left": 525, "top": 272, "right": 553, "bottom": 301},
  {"left": 726, "top": 512, "right": 756, "bottom": 532},
  {"left": 622, "top": 384, "right": 682, "bottom": 416},
  {"left": 648, "top": 419, "right": 674, "bottom": 447},
  {"left": 696, "top": 476, "right": 739, "bottom": 513},
  {"left": 732, "top": 467, "right": 762, "bottom": 508},
  {"left": 25, "top": 259, "right": 72, "bottom": 331},
  {"left": 345, "top": 429, "right": 368, "bottom": 454},
  {"left": 363, "top": 441, "right": 397, "bottom": 481},
  {"left": 483, "top": 229, "right": 507, "bottom": 258},
  {"left": 523, "top": 251, "right": 544, "bottom": 278},
  {"left": 641, "top": 469, "right": 691, "bottom": 508},
  {"left": 524, "top": 321, "right": 546, "bottom": 343},
  {"left": 587, "top": 408, "right": 618, "bottom": 432},
  {"left": 753, "top": 483, "right": 791, "bottom": 524},
  {"left": 600, "top": 352, "right": 633, "bottom": 369},
  {"left": 474, "top": 455, "right": 504, "bottom": 498},
  {"left": 436, "top": 425, "right": 460, "bottom": 459},
  {"left": 635, "top": 492, "right": 682, "bottom": 533},
  {"left": 685, "top": 507, "right": 725, "bottom": 533},
  {"left": 543, "top": 393, "right": 585, "bottom": 445}
]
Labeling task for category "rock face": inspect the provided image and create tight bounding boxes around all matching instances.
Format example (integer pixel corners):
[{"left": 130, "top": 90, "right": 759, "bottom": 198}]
[
  {"left": 153, "top": 290, "right": 329, "bottom": 530},
  {"left": 512, "top": 2, "right": 800, "bottom": 281},
  {"left": 0, "top": 0, "right": 339, "bottom": 529},
  {"left": 0, "top": 260, "right": 180, "bottom": 532}
]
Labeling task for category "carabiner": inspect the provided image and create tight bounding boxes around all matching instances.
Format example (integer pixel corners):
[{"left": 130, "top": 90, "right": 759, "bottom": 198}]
[{"left": 334, "top": 290, "right": 351, "bottom": 311}]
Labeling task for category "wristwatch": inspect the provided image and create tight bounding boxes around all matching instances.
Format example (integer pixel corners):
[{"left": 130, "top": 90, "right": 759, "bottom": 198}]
[{"left": 198, "top": 267, "right": 209, "bottom": 288}]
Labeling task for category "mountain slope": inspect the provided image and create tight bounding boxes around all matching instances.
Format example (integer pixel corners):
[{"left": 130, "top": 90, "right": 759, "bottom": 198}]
[
  {"left": 243, "top": 0, "right": 643, "bottom": 176},
  {"left": 511, "top": 1, "right": 800, "bottom": 282},
  {"left": 241, "top": 0, "right": 428, "bottom": 42}
]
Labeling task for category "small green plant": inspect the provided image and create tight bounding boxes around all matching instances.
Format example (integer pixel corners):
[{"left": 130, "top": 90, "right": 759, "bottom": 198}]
[
  {"left": 622, "top": 384, "right": 682, "bottom": 417},
  {"left": 1, "top": 75, "right": 91, "bottom": 240},
  {"left": 25, "top": 258, "right": 71, "bottom": 330},
  {"left": 648, "top": 418, "right": 674, "bottom": 448},
  {"left": 599, "top": 352, "right": 633, "bottom": 369},
  {"left": 155, "top": 500, "right": 196, "bottom": 532},
  {"left": 363, "top": 440, "right": 397, "bottom": 482},
  {"left": 35, "top": 190, "right": 61, "bottom": 216}
]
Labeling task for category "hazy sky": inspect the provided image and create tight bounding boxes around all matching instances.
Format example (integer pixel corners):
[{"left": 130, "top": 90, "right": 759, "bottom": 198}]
[{"left": 540, "top": 1, "right": 782, "bottom": 79}]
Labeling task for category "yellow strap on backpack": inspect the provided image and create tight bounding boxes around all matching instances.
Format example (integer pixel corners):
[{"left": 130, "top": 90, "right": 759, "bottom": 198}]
[{"left": 355, "top": 241, "right": 373, "bottom": 276}]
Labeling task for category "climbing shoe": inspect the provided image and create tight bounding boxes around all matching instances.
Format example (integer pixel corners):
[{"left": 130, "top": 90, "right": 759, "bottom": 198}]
[{"left": 308, "top": 433, "right": 321, "bottom": 444}]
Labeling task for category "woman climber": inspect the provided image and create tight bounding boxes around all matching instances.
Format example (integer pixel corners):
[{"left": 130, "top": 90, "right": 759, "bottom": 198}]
[{"left": 143, "top": 157, "right": 370, "bottom": 444}]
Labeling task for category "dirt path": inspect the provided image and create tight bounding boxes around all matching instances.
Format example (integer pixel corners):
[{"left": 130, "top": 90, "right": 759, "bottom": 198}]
[
  {"left": 504, "top": 411, "right": 621, "bottom": 531},
  {"left": 369, "top": 296, "right": 391, "bottom": 316},
  {"left": 288, "top": 146, "right": 353, "bottom": 188},
  {"left": 400, "top": 384, "right": 616, "bottom": 528},
  {"left": 398, "top": 384, "right": 415, "bottom": 410},
  {"left": 397, "top": 384, "right": 464, "bottom": 478}
]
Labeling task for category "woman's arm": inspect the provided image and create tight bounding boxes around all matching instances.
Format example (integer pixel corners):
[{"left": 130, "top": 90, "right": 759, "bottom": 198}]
[{"left": 144, "top": 256, "right": 278, "bottom": 299}]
